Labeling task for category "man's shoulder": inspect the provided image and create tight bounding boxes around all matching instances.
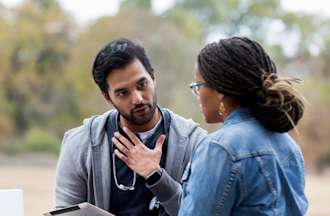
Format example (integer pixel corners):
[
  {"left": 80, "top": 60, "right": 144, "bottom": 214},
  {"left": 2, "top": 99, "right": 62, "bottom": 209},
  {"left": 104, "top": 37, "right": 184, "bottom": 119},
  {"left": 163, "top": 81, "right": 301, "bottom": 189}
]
[{"left": 62, "top": 110, "right": 114, "bottom": 149}]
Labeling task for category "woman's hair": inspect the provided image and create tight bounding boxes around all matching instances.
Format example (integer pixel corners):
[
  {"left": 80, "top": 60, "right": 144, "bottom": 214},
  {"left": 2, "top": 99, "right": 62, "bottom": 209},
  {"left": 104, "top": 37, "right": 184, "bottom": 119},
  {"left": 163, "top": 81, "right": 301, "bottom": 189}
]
[{"left": 197, "top": 36, "right": 305, "bottom": 133}]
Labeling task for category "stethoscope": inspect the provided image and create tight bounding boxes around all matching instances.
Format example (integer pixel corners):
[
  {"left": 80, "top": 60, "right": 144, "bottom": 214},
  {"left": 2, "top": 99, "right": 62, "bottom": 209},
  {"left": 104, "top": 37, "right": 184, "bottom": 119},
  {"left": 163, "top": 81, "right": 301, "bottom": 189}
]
[
  {"left": 111, "top": 110, "right": 165, "bottom": 210},
  {"left": 112, "top": 150, "right": 136, "bottom": 191},
  {"left": 112, "top": 109, "right": 165, "bottom": 191},
  {"left": 111, "top": 128, "right": 161, "bottom": 210},
  {"left": 112, "top": 150, "right": 160, "bottom": 210}
]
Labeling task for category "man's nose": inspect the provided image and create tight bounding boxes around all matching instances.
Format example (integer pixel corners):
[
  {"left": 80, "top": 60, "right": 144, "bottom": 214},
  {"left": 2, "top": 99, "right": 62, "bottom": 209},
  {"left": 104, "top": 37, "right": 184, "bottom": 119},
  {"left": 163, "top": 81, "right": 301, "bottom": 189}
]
[{"left": 131, "top": 90, "right": 143, "bottom": 104}]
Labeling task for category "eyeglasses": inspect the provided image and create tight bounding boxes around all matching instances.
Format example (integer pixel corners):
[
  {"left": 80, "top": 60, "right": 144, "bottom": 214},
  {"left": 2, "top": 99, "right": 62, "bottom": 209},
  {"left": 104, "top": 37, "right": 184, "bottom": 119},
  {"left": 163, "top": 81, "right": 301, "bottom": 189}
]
[{"left": 190, "top": 82, "right": 207, "bottom": 96}]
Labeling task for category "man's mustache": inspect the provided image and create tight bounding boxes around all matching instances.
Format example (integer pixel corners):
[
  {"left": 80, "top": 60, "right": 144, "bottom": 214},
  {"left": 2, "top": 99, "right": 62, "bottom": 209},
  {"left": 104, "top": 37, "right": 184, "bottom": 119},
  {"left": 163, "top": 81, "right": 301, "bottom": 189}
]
[{"left": 132, "top": 103, "right": 151, "bottom": 112}]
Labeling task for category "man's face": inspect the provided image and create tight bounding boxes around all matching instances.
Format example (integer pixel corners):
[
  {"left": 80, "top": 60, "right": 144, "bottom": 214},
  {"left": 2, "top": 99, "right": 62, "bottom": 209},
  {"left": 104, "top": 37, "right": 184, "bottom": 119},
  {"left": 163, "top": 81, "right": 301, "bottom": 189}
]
[{"left": 106, "top": 58, "right": 157, "bottom": 125}]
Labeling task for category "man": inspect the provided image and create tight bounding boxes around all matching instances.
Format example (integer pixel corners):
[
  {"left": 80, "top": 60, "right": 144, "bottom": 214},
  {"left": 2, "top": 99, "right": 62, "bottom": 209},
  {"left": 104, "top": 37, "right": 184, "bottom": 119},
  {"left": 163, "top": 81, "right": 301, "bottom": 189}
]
[{"left": 55, "top": 38, "right": 206, "bottom": 216}]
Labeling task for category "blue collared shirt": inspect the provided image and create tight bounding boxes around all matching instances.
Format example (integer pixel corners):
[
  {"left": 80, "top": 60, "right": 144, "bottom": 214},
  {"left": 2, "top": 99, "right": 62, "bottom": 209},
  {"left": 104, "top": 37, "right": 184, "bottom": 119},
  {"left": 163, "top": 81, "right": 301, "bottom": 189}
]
[{"left": 179, "top": 108, "right": 308, "bottom": 216}]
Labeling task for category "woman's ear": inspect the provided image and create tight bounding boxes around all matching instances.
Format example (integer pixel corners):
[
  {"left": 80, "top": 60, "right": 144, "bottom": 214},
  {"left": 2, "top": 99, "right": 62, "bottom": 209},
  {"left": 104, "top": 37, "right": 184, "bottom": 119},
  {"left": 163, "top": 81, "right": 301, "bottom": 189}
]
[{"left": 217, "top": 92, "right": 225, "bottom": 101}]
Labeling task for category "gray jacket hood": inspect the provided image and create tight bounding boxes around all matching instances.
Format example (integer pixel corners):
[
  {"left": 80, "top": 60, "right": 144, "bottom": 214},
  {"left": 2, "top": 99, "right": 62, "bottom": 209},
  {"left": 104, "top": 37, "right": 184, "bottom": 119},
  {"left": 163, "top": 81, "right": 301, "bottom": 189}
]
[{"left": 83, "top": 108, "right": 201, "bottom": 147}]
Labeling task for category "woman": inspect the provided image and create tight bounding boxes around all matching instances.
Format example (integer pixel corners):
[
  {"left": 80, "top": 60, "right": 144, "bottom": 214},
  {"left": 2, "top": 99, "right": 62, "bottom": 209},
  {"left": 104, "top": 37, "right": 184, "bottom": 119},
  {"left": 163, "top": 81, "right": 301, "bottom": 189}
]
[{"left": 178, "top": 37, "right": 308, "bottom": 215}]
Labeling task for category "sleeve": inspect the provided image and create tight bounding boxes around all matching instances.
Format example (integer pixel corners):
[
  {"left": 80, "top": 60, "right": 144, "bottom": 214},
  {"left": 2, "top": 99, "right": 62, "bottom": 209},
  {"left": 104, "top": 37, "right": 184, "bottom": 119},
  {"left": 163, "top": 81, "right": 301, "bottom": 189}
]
[
  {"left": 146, "top": 169, "right": 182, "bottom": 216},
  {"left": 147, "top": 127, "right": 207, "bottom": 216},
  {"left": 178, "top": 140, "right": 238, "bottom": 216},
  {"left": 55, "top": 131, "right": 88, "bottom": 208}
]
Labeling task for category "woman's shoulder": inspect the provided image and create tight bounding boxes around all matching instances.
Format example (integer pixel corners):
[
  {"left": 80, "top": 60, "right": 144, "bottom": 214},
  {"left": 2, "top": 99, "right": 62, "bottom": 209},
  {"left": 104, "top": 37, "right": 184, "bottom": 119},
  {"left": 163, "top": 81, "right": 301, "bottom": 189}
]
[{"left": 208, "top": 120, "right": 275, "bottom": 161}]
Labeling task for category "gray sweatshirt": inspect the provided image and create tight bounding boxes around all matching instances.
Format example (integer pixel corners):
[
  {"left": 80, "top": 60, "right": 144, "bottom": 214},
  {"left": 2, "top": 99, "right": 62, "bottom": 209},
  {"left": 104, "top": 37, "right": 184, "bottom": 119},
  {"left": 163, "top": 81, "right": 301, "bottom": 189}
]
[{"left": 55, "top": 109, "right": 206, "bottom": 216}]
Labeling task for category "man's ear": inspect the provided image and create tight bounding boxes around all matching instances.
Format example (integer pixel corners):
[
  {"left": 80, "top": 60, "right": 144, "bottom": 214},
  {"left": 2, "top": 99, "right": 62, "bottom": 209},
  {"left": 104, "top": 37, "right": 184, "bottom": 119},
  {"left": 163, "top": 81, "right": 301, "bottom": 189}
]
[
  {"left": 150, "top": 72, "right": 155, "bottom": 81},
  {"left": 102, "top": 92, "right": 112, "bottom": 104},
  {"left": 150, "top": 73, "right": 157, "bottom": 86}
]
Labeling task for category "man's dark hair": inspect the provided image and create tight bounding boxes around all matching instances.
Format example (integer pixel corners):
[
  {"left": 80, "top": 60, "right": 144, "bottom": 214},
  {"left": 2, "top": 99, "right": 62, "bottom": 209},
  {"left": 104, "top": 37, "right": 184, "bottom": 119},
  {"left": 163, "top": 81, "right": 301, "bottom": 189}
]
[
  {"left": 92, "top": 38, "right": 154, "bottom": 99},
  {"left": 198, "top": 37, "right": 305, "bottom": 133}
]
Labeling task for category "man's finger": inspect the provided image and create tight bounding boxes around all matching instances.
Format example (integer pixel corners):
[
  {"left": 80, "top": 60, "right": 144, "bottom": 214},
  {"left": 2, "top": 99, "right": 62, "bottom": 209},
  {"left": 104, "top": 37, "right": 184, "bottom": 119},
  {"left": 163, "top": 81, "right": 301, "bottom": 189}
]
[
  {"left": 112, "top": 137, "right": 129, "bottom": 155},
  {"left": 114, "top": 149, "right": 129, "bottom": 164},
  {"left": 114, "top": 132, "right": 134, "bottom": 149},
  {"left": 123, "top": 127, "right": 142, "bottom": 146},
  {"left": 155, "top": 135, "right": 166, "bottom": 152}
]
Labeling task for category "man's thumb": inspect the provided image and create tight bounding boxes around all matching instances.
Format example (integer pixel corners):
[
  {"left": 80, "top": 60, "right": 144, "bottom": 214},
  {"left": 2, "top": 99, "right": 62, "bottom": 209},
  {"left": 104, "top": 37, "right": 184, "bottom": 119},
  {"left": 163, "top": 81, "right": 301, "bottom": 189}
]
[{"left": 155, "top": 135, "right": 166, "bottom": 152}]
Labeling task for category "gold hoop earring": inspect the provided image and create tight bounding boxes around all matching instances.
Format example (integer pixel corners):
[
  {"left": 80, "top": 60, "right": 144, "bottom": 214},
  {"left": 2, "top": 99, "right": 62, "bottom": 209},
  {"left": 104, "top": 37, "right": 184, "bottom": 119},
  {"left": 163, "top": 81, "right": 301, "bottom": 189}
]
[{"left": 218, "top": 102, "right": 226, "bottom": 116}]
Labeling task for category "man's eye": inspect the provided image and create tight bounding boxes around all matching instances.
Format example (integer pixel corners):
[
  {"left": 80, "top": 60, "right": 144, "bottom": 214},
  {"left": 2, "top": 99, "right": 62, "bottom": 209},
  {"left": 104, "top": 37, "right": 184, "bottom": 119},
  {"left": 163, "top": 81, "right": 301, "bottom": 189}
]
[
  {"left": 116, "top": 91, "right": 128, "bottom": 97},
  {"left": 137, "top": 80, "right": 147, "bottom": 89}
]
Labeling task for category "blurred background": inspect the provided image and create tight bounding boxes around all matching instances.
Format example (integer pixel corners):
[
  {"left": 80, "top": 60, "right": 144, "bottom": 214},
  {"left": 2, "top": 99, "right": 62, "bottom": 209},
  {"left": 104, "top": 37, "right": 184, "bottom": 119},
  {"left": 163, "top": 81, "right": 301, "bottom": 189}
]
[{"left": 0, "top": 0, "right": 329, "bottom": 215}]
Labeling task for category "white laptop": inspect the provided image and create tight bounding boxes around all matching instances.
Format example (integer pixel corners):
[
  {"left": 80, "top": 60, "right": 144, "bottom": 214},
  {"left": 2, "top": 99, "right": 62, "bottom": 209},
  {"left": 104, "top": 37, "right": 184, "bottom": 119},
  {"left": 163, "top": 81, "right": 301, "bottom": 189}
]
[{"left": 0, "top": 189, "right": 24, "bottom": 216}]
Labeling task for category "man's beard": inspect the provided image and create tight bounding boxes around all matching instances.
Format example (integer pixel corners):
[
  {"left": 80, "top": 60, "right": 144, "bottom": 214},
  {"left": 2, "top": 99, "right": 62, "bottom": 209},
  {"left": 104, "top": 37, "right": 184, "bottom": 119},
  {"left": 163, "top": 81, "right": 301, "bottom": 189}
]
[{"left": 115, "top": 97, "right": 157, "bottom": 125}]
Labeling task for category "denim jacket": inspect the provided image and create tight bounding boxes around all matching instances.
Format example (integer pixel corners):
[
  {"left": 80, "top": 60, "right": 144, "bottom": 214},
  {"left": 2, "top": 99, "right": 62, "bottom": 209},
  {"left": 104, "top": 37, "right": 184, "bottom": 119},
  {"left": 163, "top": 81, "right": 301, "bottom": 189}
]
[{"left": 178, "top": 108, "right": 308, "bottom": 216}]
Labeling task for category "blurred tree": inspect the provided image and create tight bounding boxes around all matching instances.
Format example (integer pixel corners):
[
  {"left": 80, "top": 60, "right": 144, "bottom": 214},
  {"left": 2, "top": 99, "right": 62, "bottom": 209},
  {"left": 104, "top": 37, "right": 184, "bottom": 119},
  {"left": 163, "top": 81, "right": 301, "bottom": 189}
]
[
  {"left": 1, "top": 0, "right": 74, "bottom": 140},
  {"left": 279, "top": 13, "right": 330, "bottom": 78},
  {"left": 317, "top": 19, "right": 330, "bottom": 77},
  {"left": 162, "top": 7, "right": 203, "bottom": 40},
  {"left": 121, "top": 0, "right": 152, "bottom": 11},
  {"left": 164, "top": 0, "right": 330, "bottom": 74},
  {"left": 161, "top": 0, "right": 307, "bottom": 75},
  {"left": 0, "top": 6, "right": 15, "bottom": 144},
  {"left": 164, "top": 0, "right": 283, "bottom": 41},
  {"left": 31, "top": 0, "right": 58, "bottom": 10}
]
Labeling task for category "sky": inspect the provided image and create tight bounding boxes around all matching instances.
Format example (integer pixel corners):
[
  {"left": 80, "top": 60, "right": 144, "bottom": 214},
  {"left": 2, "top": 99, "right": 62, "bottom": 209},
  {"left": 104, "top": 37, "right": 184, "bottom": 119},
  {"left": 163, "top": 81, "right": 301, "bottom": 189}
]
[{"left": 1, "top": 0, "right": 330, "bottom": 24}]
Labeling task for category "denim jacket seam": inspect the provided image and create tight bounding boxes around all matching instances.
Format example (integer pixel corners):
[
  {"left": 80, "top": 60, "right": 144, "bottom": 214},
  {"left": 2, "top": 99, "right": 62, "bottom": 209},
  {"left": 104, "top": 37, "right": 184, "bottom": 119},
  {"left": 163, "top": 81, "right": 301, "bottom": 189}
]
[
  {"left": 232, "top": 151, "right": 274, "bottom": 161},
  {"left": 256, "top": 157, "right": 278, "bottom": 216},
  {"left": 215, "top": 164, "right": 240, "bottom": 214},
  {"left": 211, "top": 139, "right": 274, "bottom": 162}
]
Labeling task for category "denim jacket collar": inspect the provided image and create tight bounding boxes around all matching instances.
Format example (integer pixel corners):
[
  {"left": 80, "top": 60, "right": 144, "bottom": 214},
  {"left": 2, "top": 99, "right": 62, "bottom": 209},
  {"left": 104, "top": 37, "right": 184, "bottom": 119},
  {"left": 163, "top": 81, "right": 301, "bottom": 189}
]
[{"left": 223, "top": 107, "right": 255, "bottom": 126}]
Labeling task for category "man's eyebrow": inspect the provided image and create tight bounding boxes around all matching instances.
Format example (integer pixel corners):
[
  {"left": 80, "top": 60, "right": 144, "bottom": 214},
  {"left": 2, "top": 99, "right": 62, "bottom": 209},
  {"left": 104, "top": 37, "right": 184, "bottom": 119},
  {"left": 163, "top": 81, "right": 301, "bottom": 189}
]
[
  {"left": 114, "top": 87, "right": 128, "bottom": 94},
  {"left": 136, "top": 77, "right": 147, "bottom": 84},
  {"left": 112, "top": 77, "right": 147, "bottom": 93}
]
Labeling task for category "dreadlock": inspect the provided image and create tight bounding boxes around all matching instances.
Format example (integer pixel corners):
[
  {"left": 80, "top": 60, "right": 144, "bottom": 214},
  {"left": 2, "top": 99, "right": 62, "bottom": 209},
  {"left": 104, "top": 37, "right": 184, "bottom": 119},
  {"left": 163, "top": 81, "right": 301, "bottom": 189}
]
[{"left": 198, "top": 37, "right": 305, "bottom": 133}]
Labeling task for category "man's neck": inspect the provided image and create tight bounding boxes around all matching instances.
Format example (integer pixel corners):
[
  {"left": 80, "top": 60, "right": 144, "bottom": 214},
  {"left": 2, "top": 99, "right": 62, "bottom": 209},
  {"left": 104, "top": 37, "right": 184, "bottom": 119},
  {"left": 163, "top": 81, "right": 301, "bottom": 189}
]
[{"left": 119, "top": 108, "right": 161, "bottom": 133}]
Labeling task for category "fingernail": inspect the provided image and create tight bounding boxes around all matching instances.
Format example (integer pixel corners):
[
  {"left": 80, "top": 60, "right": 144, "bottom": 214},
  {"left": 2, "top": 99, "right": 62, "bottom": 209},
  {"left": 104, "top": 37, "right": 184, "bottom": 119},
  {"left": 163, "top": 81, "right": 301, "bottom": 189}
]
[{"left": 114, "top": 132, "right": 119, "bottom": 137}]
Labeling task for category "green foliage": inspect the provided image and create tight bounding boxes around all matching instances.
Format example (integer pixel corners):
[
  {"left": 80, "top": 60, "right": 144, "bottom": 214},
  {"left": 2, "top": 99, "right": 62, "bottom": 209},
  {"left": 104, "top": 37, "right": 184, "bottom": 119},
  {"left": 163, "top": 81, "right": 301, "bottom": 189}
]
[
  {"left": 0, "top": 87, "right": 15, "bottom": 144},
  {"left": 1, "top": 0, "right": 74, "bottom": 134},
  {"left": 121, "top": 0, "right": 152, "bottom": 11},
  {"left": 22, "top": 127, "right": 60, "bottom": 153},
  {"left": 304, "top": 78, "right": 330, "bottom": 106},
  {"left": 324, "top": 152, "right": 330, "bottom": 167},
  {"left": 165, "top": 0, "right": 283, "bottom": 41},
  {"left": 163, "top": 7, "right": 203, "bottom": 40}
]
